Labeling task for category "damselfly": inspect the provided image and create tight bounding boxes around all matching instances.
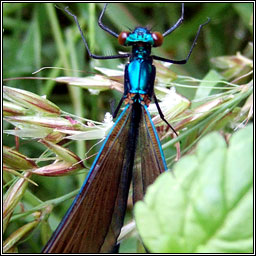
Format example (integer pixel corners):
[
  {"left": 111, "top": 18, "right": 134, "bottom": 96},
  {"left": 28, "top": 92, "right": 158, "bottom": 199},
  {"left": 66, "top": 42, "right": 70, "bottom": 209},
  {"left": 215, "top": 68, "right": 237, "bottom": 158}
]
[{"left": 42, "top": 3, "right": 209, "bottom": 253}]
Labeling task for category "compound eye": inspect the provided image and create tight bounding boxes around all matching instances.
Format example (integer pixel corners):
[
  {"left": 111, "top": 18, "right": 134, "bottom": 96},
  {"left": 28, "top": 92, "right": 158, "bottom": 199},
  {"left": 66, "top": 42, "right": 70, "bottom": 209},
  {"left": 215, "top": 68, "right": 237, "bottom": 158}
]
[
  {"left": 118, "top": 31, "right": 130, "bottom": 45},
  {"left": 152, "top": 32, "right": 163, "bottom": 47}
]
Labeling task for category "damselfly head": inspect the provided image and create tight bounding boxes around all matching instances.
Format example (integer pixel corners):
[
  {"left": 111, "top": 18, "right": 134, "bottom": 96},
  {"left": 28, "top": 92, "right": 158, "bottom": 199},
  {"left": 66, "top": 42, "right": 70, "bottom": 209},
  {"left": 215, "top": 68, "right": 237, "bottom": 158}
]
[{"left": 118, "top": 27, "right": 163, "bottom": 47}]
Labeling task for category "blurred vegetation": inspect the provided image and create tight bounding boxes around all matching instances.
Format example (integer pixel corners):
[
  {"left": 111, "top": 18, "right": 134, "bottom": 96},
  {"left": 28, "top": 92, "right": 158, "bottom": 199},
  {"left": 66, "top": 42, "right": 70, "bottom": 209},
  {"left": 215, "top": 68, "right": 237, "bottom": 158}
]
[{"left": 3, "top": 3, "right": 253, "bottom": 253}]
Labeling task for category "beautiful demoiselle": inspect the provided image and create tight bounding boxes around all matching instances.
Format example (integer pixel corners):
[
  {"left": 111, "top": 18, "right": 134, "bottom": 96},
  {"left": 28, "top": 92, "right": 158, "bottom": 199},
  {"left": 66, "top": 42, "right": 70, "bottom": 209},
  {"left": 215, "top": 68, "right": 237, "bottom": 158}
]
[{"left": 42, "top": 3, "right": 209, "bottom": 253}]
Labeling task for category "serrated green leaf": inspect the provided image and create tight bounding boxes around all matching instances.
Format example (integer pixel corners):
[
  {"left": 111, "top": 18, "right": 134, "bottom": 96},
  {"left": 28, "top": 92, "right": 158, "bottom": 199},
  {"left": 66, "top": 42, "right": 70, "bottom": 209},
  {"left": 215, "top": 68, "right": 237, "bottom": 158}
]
[{"left": 135, "top": 125, "right": 253, "bottom": 253}]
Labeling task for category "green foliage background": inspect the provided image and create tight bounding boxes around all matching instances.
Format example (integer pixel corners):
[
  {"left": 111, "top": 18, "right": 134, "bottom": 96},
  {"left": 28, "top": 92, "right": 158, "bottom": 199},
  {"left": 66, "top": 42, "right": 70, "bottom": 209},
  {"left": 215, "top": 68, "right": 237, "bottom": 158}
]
[{"left": 3, "top": 3, "right": 253, "bottom": 253}]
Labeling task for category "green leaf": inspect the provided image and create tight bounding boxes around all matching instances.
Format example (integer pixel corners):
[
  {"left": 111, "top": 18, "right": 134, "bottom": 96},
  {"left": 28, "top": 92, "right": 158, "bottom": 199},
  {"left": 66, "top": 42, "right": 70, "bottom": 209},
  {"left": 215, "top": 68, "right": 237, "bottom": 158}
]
[
  {"left": 134, "top": 125, "right": 253, "bottom": 253},
  {"left": 192, "top": 69, "right": 223, "bottom": 108}
]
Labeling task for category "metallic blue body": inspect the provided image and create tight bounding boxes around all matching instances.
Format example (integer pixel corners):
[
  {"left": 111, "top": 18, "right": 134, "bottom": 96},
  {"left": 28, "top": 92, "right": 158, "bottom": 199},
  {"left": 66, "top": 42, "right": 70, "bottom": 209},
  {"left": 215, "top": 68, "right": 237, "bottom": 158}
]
[
  {"left": 126, "top": 54, "right": 155, "bottom": 96},
  {"left": 124, "top": 28, "right": 155, "bottom": 98}
]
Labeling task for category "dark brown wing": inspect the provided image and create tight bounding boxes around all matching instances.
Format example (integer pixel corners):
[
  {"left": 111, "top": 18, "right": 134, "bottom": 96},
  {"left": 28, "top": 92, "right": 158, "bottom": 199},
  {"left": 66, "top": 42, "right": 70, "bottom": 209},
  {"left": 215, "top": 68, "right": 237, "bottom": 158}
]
[
  {"left": 132, "top": 104, "right": 167, "bottom": 203},
  {"left": 42, "top": 105, "right": 133, "bottom": 253}
]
